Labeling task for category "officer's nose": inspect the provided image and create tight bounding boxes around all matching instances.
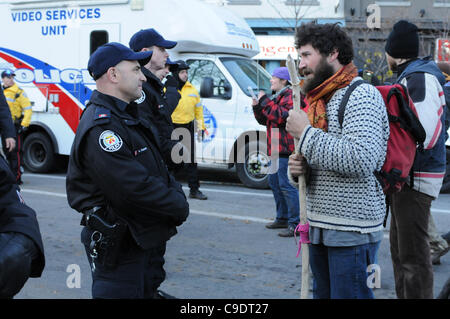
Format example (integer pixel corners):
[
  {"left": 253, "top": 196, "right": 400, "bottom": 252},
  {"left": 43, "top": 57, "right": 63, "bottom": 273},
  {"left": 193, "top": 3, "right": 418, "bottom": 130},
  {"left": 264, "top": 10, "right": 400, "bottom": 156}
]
[{"left": 138, "top": 70, "right": 146, "bottom": 82}]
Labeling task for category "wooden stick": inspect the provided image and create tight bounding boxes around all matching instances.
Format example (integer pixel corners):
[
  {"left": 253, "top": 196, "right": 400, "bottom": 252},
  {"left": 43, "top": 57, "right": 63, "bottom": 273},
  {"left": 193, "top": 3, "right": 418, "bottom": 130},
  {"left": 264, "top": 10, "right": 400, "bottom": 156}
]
[{"left": 286, "top": 54, "right": 310, "bottom": 299}]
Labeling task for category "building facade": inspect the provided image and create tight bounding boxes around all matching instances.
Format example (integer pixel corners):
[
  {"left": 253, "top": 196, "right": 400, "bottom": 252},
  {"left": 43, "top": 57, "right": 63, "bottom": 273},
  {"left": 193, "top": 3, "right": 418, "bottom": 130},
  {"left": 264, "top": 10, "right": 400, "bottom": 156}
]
[
  {"left": 344, "top": 0, "right": 449, "bottom": 81},
  {"left": 203, "top": 0, "right": 345, "bottom": 73}
]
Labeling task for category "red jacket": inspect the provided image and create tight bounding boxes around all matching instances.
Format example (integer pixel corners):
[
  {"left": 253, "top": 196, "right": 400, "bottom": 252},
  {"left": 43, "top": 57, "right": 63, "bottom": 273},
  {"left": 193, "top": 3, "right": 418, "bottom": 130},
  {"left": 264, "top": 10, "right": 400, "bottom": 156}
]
[{"left": 252, "top": 87, "right": 295, "bottom": 156}]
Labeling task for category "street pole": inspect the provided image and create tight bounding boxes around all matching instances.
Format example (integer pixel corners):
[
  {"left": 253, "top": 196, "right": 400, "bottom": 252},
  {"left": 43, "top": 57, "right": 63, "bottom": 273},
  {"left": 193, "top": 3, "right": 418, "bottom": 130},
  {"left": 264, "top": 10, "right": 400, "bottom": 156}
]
[{"left": 286, "top": 54, "right": 310, "bottom": 299}]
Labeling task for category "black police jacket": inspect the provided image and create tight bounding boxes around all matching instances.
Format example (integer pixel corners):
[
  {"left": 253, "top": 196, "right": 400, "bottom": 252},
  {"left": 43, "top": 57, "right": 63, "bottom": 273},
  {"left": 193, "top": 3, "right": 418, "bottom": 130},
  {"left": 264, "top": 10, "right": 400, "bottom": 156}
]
[
  {"left": 66, "top": 90, "right": 189, "bottom": 250},
  {"left": 138, "top": 67, "right": 181, "bottom": 169},
  {"left": 0, "top": 87, "right": 16, "bottom": 138},
  {"left": 0, "top": 156, "right": 45, "bottom": 277}
]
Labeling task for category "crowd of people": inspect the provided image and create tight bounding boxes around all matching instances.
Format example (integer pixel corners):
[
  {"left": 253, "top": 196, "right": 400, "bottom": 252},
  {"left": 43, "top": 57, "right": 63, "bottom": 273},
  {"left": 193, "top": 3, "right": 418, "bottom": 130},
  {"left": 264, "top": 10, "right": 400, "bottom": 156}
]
[{"left": 0, "top": 20, "right": 449, "bottom": 299}]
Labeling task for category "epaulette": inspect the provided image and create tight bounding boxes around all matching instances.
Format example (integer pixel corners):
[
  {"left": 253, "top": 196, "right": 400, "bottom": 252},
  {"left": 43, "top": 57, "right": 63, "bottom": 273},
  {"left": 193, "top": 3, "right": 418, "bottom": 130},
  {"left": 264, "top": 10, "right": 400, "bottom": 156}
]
[{"left": 93, "top": 106, "right": 111, "bottom": 124}]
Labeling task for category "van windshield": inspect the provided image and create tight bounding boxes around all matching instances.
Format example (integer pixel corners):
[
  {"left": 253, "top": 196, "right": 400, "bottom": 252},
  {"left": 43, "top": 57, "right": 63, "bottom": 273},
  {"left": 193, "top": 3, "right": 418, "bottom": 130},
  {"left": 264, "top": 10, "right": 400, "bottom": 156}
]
[{"left": 220, "top": 57, "right": 271, "bottom": 97}]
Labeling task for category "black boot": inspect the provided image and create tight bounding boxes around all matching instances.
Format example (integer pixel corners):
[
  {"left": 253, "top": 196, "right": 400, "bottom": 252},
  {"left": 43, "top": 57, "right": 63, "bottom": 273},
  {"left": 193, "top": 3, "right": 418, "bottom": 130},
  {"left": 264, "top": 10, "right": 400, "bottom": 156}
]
[{"left": 189, "top": 189, "right": 207, "bottom": 200}]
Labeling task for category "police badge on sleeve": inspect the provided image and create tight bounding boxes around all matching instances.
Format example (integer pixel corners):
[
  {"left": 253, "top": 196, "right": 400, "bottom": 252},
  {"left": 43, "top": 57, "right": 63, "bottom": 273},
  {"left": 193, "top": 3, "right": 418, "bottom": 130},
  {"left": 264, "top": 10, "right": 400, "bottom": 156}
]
[{"left": 99, "top": 130, "right": 123, "bottom": 152}]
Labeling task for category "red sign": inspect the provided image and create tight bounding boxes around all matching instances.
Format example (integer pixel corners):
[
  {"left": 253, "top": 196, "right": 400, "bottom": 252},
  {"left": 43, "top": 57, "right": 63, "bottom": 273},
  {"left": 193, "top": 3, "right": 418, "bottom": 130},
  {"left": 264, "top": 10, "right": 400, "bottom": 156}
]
[{"left": 437, "top": 38, "right": 450, "bottom": 62}]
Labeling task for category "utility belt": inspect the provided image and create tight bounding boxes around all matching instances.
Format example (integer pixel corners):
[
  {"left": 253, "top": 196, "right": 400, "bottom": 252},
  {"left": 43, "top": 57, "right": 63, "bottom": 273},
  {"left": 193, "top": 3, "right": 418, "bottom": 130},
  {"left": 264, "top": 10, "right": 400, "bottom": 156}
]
[{"left": 82, "top": 206, "right": 127, "bottom": 270}]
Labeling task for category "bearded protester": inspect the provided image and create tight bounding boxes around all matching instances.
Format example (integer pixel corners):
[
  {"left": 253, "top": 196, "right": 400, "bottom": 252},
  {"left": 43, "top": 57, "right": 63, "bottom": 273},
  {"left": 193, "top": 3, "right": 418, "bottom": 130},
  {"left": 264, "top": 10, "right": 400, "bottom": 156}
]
[{"left": 286, "top": 22, "right": 389, "bottom": 298}]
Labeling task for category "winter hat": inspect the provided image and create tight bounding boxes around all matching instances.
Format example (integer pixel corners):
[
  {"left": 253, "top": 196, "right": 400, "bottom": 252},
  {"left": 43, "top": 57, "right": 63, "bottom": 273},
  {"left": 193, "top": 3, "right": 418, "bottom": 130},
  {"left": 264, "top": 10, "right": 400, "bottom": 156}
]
[
  {"left": 385, "top": 20, "right": 419, "bottom": 59},
  {"left": 272, "top": 67, "right": 290, "bottom": 81}
]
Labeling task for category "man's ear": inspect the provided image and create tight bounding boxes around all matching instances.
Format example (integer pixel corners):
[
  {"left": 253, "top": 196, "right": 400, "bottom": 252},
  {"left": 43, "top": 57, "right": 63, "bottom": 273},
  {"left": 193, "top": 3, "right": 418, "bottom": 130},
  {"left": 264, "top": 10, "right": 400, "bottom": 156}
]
[
  {"left": 327, "top": 49, "right": 339, "bottom": 64},
  {"left": 106, "top": 67, "right": 119, "bottom": 83}
]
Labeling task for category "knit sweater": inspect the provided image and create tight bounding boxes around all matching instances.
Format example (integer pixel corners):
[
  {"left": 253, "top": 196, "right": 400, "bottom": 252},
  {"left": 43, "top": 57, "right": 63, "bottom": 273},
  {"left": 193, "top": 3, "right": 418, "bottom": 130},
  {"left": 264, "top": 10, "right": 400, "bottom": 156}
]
[{"left": 290, "top": 77, "right": 389, "bottom": 233}]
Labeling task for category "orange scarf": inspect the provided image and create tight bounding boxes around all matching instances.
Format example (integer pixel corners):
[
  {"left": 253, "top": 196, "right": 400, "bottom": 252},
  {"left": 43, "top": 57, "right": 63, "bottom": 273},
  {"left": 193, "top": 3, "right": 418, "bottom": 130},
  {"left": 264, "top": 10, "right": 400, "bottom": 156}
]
[{"left": 303, "top": 63, "right": 358, "bottom": 132}]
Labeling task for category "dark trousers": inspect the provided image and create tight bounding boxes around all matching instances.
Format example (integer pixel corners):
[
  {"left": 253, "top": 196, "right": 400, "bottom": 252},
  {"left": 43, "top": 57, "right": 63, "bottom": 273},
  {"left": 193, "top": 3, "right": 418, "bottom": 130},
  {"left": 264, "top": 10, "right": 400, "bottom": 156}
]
[
  {"left": 390, "top": 184, "right": 434, "bottom": 299},
  {"left": 173, "top": 121, "right": 199, "bottom": 191},
  {"left": 81, "top": 227, "right": 166, "bottom": 299},
  {"left": 1, "top": 126, "right": 22, "bottom": 183}
]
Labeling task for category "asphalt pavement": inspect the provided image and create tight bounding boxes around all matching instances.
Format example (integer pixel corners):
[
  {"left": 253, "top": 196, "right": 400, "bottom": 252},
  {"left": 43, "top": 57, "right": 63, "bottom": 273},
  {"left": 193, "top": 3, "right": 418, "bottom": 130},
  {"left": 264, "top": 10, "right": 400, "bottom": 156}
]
[{"left": 13, "top": 167, "right": 450, "bottom": 299}]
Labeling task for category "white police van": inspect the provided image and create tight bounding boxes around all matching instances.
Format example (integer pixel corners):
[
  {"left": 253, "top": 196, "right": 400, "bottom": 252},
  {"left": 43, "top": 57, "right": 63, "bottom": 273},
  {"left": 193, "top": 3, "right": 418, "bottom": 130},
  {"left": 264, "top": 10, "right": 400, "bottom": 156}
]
[{"left": 0, "top": 0, "right": 273, "bottom": 188}]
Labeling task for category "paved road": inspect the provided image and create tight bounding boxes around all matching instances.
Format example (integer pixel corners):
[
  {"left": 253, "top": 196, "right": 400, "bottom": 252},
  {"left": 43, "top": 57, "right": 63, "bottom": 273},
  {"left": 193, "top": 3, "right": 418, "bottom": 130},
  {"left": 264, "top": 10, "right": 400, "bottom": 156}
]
[{"left": 14, "top": 168, "right": 450, "bottom": 299}]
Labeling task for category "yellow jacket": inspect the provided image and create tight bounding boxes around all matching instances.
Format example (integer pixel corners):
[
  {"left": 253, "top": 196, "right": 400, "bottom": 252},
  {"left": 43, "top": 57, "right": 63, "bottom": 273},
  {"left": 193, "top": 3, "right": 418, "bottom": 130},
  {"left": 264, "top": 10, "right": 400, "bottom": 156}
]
[
  {"left": 3, "top": 83, "right": 32, "bottom": 127},
  {"left": 171, "top": 81, "right": 205, "bottom": 130}
]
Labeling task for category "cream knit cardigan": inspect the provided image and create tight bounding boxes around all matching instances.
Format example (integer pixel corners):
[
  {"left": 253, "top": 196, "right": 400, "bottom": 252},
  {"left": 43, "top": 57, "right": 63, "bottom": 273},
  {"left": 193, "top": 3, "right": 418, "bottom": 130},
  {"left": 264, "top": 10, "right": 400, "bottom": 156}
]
[{"left": 289, "top": 77, "right": 390, "bottom": 233}]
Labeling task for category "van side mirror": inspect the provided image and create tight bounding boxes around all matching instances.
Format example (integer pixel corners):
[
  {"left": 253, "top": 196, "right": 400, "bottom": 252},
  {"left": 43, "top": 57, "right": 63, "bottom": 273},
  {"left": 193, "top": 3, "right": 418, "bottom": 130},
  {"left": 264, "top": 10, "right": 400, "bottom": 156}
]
[
  {"left": 223, "top": 82, "right": 232, "bottom": 100},
  {"left": 200, "top": 77, "right": 232, "bottom": 100},
  {"left": 200, "top": 77, "right": 214, "bottom": 98}
]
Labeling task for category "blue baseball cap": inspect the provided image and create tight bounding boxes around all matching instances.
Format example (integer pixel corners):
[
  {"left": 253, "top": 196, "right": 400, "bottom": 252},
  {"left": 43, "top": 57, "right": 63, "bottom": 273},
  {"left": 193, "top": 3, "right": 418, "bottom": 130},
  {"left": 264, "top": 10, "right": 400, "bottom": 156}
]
[
  {"left": 129, "top": 28, "right": 177, "bottom": 52},
  {"left": 1, "top": 69, "right": 15, "bottom": 78},
  {"left": 88, "top": 42, "right": 152, "bottom": 80},
  {"left": 272, "top": 67, "right": 290, "bottom": 81}
]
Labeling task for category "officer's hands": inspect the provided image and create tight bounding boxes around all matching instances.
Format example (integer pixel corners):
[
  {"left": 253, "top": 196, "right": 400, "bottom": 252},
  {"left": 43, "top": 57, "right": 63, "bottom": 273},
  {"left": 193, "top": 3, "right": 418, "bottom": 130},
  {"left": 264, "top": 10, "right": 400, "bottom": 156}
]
[
  {"left": 5, "top": 138, "right": 15, "bottom": 152},
  {"left": 0, "top": 232, "right": 38, "bottom": 298},
  {"left": 165, "top": 75, "right": 179, "bottom": 88}
]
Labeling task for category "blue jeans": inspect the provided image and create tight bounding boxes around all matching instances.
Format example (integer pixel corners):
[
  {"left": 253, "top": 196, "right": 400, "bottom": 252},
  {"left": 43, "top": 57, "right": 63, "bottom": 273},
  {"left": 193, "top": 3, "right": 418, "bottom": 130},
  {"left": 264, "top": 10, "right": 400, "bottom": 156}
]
[
  {"left": 268, "top": 157, "right": 300, "bottom": 227},
  {"left": 309, "top": 241, "right": 380, "bottom": 299}
]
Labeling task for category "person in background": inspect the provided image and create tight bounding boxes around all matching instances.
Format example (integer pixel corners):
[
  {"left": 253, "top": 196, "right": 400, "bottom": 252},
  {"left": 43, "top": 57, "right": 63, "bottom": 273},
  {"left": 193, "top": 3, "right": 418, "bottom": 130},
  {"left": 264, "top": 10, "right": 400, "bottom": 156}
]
[
  {"left": 1, "top": 70, "right": 32, "bottom": 185},
  {"left": 171, "top": 60, "right": 208, "bottom": 200},
  {"left": 0, "top": 86, "right": 16, "bottom": 159},
  {"left": 385, "top": 20, "right": 447, "bottom": 298},
  {"left": 129, "top": 29, "right": 181, "bottom": 169},
  {"left": 252, "top": 67, "right": 300, "bottom": 237}
]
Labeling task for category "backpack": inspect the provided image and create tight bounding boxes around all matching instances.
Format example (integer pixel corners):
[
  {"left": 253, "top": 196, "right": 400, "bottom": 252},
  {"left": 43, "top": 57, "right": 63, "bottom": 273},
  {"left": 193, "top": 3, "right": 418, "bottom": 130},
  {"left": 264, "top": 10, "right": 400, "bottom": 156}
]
[{"left": 338, "top": 80, "right": 426, "bottom": 195}]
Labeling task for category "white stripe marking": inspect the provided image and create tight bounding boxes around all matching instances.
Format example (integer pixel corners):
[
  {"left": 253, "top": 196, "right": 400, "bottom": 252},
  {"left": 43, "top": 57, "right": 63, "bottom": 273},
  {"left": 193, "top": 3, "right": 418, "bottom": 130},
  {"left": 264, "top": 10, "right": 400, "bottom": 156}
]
[
  {"left": 19, "top": 189, "right": 272, "bottom": 223},
  {"left": 22, "top": 173, "right": 273, "bottom": 197}
]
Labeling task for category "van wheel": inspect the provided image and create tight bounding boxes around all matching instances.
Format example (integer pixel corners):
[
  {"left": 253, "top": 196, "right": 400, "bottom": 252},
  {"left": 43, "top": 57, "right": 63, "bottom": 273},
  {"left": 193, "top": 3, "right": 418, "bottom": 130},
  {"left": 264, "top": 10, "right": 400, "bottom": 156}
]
[
  {"left": 23, "top": 132, "right": 55, "bottom": 173},
  {"left": 440, "top": 148, "right": 450, "bottom": 193},
  {"left": 236, "top": 140, "right": 270, "bottom": 189}
]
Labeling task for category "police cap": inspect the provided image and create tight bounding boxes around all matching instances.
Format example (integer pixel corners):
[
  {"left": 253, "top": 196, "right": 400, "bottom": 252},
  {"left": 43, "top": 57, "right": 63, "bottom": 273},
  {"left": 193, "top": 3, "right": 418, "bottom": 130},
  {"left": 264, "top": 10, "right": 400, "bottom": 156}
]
[
  {"left": 1, "top": 69, "right": 15, "bottom": 78},
  {"left": 129, "top": 28, "right": 177, "bottom": 52},
  {"left": 88, "top": 42, "right": 153, "bottom": 80}
]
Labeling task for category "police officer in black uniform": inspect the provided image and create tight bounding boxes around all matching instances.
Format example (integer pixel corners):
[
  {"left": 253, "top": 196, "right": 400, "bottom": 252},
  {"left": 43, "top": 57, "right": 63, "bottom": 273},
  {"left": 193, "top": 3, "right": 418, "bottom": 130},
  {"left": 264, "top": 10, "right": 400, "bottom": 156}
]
[
  {"left": 0, "top": 86, "right": 16, "bottom": 159},
  {"left": 66, "top": 42, "right": 189, "bottom": 299},
  {"left": 0, "top": 155, "right": 45, "bottom": 298},
  {"left": 129, "top": 28, "right": 182, "bottom": 170}
]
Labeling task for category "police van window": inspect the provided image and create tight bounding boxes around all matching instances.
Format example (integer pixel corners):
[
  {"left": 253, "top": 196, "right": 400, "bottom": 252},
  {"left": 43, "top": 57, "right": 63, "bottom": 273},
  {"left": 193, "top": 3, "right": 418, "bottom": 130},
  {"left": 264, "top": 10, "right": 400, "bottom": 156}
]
[
  {"left": 186, "top": 60, "right": 229, "bottom": 99},
  {"left": 221, "top": 57, "right": 271, "bottom": 97},
  {"left": 90, "top": 31, "right": 108, "bottom": 55}
]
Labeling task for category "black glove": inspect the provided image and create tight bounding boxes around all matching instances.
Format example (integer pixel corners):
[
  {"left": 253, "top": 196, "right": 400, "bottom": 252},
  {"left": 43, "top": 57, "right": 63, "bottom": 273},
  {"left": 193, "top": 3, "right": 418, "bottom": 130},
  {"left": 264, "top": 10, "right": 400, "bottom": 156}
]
[
  {"left": 0, "top": 232, "right": 38, "bottom": 298},
  {"left": 165, "top": 75, "right": 179, "bottom": 89}
]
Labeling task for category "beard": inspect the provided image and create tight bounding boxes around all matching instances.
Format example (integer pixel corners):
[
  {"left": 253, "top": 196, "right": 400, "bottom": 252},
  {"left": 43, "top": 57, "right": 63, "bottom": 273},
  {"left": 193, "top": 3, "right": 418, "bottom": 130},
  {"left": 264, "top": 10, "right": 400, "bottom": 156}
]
[
  {"left": 301, "top": 57, "right": 335, "bottom": 94},
  {"left": 387, "top": 58, "right": 398, "bottom": 73}
]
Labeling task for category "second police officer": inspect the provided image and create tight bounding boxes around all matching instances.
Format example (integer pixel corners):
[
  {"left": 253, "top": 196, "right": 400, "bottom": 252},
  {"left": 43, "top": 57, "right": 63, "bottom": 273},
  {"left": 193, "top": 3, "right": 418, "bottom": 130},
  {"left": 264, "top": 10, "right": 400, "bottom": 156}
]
[
  {"left": 129, "top": 28, "right": 182, "bottom": 170},
  {"left": 66, "top": 42, "right": 189, "bottom": 299}
]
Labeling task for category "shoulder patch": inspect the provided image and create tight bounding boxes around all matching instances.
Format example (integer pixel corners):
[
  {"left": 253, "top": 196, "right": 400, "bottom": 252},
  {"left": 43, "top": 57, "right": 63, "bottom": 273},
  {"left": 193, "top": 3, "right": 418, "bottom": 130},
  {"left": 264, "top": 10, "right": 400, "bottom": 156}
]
[
  {"left": 135, "top": 91, "right": 146, "bottom": 104},
  {"left": 98, "top": 130, "right": 123, "bottom": 152}
]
